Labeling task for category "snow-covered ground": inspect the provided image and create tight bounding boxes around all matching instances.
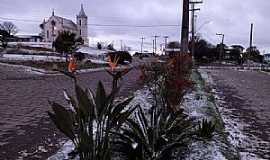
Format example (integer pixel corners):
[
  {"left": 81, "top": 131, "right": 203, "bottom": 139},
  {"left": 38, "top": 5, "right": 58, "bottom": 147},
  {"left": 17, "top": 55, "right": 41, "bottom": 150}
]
[
  {"left": 198, "top": 69, "right": 268, "bottom": 160},
  {"left": 1, "top": 54, "right": 66, "bottom": 62},
  {"left": 48, "top": 70, "right": 239, "bottom": 160},
  {"left": 182, "top": 70, "right": 239, "bottom": 160},
  {"left": 77, "top": 46, "right": 110, "bottom": 59}
]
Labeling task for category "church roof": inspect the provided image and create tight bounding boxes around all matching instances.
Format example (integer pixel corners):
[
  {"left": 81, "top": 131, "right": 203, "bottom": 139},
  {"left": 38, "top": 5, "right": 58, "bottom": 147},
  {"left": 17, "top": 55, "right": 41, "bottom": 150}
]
[
  {"left": 77, "top": 4, "right": 87, "bottom": 18},
  {"left": 54, "top": 16, "right": 78, "bottom": 30},
  {"left": 42, "top": 15, "right": 77, "bottom": 31}
]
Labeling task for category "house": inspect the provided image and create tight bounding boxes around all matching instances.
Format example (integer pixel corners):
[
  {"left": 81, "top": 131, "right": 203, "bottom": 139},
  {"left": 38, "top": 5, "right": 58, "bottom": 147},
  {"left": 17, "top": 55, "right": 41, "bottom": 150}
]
[
  {"left": 10, "top": 35, "right": 43, "bottom": 42},
  {"left": 39, "top": 4, "right": 88, "bottom": 45},
  {"left": 264, "top": 53, "right": 270, "bottom": 63}
]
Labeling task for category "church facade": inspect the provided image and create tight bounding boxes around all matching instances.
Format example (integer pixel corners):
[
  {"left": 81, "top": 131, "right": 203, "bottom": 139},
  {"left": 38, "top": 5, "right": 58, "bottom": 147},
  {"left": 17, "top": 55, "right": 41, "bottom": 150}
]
[{"left": 40, "top": 4, "right": 88, "bottom": 45}]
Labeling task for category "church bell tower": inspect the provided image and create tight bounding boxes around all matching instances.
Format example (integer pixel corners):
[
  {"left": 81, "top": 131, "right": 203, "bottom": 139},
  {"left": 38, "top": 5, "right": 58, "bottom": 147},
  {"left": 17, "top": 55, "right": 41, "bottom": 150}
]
[{"left": 77, "top": 4, "right": 88, "bottom": 45}]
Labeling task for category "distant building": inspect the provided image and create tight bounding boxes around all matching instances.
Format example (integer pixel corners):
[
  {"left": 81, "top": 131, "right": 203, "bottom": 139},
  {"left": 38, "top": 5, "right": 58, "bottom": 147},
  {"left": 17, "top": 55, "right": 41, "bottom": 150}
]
[
  {"left": 39, "top": 4, "right": 88, "bottom": 45},
  {"left": 264, "top": 53, "right": 270, "bottom": 63},
  {"left": 9, "top": 35, "right": 43, "bottom": 42},
  {"left": 231, "top": 45, "right": 245, "bottom": 52}
]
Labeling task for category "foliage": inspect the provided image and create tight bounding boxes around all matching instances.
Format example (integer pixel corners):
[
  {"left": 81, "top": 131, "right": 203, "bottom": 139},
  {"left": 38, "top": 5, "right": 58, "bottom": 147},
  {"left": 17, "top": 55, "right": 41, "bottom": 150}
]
[
  {"left": 166, "top": 41, "right": 181, "bottom": 56},
  {"left": 165, "top": 54, "right": 193, "bottom": 109},
  {"left": 140, "top": 54, "right": 193, "bottom": 111},
  {"left": 107, "top": 51, "right": 132, "bottom": 64},
  {"left": 0, "top": 21, "right": 18, "bottom": 35},
  {"left": 97, "top": 42, "right": 102, "bottom": 50},
  {"left": 117, "top": 54, "right": 197, "bottom": 160},
  {"left": 190, "top": 38, "right": 218, "bottom": 63},
  {"left": 53, "top": 31, "right": 83, "bottom": 60},
  {"left": 107, "top": 43, "right": 116, "bottom": 51},
  {"left": 114, "top": 105, "right": 194, "bottom": 160},
  {"left": 48, "top": 50, "right": 215, "bottom": 160},
  {"left": 167, "top": 41, "right": 181, "bottom": 49},
  {"left": 228, "top": 47, "right": 243, "bottom": 64},
  {"left": 197, "top": 119, "right": 216, "bottom": 139},
  {"left": 0, "top": 29, "right": 10, "bottom": 49},
  {"left": 106, "top": 68, "right": 131, "bottom": 92},
  {"left": 245, "top": 46, "right": 263, "bottom": 63},
  {"left": 48, "top": 71, "right": 136, "bottom": 160}
]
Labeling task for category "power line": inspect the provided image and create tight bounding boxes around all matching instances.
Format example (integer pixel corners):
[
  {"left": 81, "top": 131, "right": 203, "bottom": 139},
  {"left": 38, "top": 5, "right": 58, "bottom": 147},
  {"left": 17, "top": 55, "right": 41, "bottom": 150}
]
[
  {"left": 87, "top": 24, "right": 180, "bottom": 28},
  {"left": 0, "top": 16, "right": 40, "bottom": 23},
  {"left": 0, "top": 16, "right": 181, "bottom": 28}
]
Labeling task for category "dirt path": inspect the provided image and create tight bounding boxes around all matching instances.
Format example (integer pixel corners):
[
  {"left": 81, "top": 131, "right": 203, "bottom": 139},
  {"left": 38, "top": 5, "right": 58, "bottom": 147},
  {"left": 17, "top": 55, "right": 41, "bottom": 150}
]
[
  {"left": 205, "top": 69, "right": 270, "bottom": 159},
  {"left": 0, "top": 64, "right": 143, "bottom": 160}
]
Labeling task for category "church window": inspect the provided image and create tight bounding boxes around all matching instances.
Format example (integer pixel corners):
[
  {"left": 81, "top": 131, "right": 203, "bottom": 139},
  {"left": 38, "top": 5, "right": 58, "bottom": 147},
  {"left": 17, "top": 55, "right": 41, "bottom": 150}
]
[
  {"left": 80, "top": 29, "right": 81, "bottom": 35},
  {"left": 47, "top": 30, "right": 49, "bottom": 38},
  {"left": 79, "top": 20, "right": 81, "bottom": 26}
]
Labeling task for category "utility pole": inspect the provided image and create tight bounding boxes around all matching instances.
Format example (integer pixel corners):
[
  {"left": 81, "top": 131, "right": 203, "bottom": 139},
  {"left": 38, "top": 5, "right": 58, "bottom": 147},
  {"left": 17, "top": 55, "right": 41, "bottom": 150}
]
[
  {"left": 153, "top": 35, "right": 160, "bottom": 55},
  {"left": 140, "top": 37, "right": 145, "bottom": 54},
  {"left": 164, "top": 36, "right": 169, "bottom": 55},
  {"left": 120, "top": 40, "right": 123, "bottom": 51},
  {"left": 181, "top": 0, "right": 190, "bottom": 53},
  {"left": 249, "top": 23, "right": 253, "bottom": 51},
  {"left": 190, "top": 0, "right": 203, "bottom": 59},
  {"left": 216, "top": 33, "right": 224, "bottom": 61},
  {"left": 152, "top": 39, "right": 155, "bottom": 55}
]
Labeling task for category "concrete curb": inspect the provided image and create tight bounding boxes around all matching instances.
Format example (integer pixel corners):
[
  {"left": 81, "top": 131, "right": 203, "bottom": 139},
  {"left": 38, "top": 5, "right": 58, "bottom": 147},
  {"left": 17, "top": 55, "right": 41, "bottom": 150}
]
[{"left": 0, "top": 62, "right": 134, "bottom": 75}]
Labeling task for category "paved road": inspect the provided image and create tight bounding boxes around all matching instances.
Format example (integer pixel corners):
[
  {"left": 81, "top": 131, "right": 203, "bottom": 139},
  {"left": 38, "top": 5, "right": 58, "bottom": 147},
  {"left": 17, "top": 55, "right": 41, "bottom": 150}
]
[
  {"left": 205, "top": 69, "right": 270, "bottom": 159},
  {"left": 0, "top": 64, "right": 143, "bottom": 160}
]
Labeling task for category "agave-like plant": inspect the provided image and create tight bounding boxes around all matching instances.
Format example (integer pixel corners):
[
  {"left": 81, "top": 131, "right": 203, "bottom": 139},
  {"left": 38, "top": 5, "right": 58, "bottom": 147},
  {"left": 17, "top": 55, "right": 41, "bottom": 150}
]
[
  {"left": 48, "top": 75, "right": 137, "bottom": 160},
  {"left": 197, "top": 119, "right": 216, "bottom": 139},
  {"left": 113, "top": 103, "right": 194, "bottom": 160}
]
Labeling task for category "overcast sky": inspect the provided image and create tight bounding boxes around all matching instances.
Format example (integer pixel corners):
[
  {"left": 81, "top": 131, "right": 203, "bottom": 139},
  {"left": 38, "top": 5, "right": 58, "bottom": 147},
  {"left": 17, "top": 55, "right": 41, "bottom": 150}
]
[{"left": 0, "top": 0, "right": 270, "bottom": 52}]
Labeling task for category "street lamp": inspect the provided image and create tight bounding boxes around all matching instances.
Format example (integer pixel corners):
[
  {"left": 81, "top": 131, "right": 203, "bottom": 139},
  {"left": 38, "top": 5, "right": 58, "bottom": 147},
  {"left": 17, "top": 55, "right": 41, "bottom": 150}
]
[
  {"left": 216, "top": 33, "right": 225, "bottom": 62},
  {"left": 216, "top": 33, "right": 224, "bottom": 44}
]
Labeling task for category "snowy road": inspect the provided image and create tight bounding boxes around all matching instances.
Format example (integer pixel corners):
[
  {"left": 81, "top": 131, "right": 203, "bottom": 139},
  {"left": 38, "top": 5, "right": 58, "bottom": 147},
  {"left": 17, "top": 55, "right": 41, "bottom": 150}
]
[
  {"left": 204, "top": 68, "right": 270, "bottom": 159},
  {"left": 0, "top": 64, "right": 142, "bottom": 160}
]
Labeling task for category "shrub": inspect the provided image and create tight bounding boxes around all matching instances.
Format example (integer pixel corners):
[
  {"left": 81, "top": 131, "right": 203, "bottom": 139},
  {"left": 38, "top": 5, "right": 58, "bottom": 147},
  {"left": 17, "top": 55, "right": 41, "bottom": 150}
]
[
  {"left": 139, "top": 54, "right": 193, "bottom": 112},
  {"left": 113, "top": 54, "right": 196, "bottom": 160},
  {"left": 197, "top": 119, "right": 216, "bottom": 139},
  {"left": 107, "top": 51, "right": 132, "bottom": 64},
  {"left": 48, "top": 72, "right": 136, "bottom": 160},
  {"left": 114, "top": 104, "right": 194, "bottom": 160}
]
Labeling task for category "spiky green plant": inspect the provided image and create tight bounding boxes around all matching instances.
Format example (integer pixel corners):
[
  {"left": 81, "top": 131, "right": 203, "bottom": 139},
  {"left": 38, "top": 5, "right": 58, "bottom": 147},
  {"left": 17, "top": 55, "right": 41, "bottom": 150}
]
[
  {"left": 197, "top": 119, "right": 216, "bottom": 139},
  {"left": 48, "top": 74, "right": 136, "bottom": 160},
  {"left": 113, "top": 104, "right": 194, "bottom": 160}
]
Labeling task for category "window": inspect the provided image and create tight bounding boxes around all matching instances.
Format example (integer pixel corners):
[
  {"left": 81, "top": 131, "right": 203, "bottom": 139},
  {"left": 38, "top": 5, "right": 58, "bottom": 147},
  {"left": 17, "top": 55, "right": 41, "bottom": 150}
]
[
  {"left": 80, "top": 29, "right": 81, "bottom": 35},
  {"left": 47, "top": 30, "right": 49, "bottom": 38},
  {"left": 79, "top": 20, "right": 81, "bottom": 26}
]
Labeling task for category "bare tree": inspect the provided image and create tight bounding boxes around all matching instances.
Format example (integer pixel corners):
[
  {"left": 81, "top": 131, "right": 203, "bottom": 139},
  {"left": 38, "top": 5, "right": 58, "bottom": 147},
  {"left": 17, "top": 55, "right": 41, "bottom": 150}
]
[{"left": 0, "top": 22, "right": 18, "bottom": 35}]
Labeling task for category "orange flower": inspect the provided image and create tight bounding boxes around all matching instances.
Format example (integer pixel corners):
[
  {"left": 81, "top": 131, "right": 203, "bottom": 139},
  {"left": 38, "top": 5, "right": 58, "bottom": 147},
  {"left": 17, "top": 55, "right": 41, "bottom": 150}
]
[
  {"left": 68, "top": 56, "right": 77, "bottom": 73},
  {"left": 108, "top": 55, "right": 120, "bottom": 71}
]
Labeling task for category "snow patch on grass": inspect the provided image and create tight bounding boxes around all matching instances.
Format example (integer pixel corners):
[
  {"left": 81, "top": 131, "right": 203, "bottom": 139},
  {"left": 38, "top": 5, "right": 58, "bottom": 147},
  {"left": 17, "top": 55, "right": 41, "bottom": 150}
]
[
  {"left": 182, "top": 70, "right": 239, "bottom": 160},
  {"left": 199, "top": 69, "right": 269, "bottom": 160}
]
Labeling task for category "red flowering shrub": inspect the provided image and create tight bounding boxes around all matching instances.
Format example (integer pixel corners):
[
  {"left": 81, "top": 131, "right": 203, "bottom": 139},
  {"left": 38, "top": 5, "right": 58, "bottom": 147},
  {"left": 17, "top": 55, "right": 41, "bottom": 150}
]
[
  {"left": 139, "top": 54, "right": 193, "bottom": 112},
  {"left": 165, "top": 54, "right": 193, "bottom": 111}
]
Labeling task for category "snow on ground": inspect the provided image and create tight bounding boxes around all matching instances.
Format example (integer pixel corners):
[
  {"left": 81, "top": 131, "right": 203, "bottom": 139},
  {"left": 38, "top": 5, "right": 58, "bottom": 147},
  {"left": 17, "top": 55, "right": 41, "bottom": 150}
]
[
  {"left": 47, "top": 141, "right": 76, "bottom": 160},
  {"left": 77, "top": 46, "right": 110, "bottom": 58},
  {"left": 88, "top": 58, "right": 108, "bottom": 64},
  {"left": 48, "top": 71, "right": 238, "bottom": 160},
  {"left": 1, "top": 54, "right": 66, "bottom": 62},
  {"left": 0, "top": 62, "right": 46, "bottom": 75},
  {"left": 181, "top": 70, "right": 239, "bottom": 160},
  {"left": 198, "top": 69, "right": 268, "bottom": 160}
]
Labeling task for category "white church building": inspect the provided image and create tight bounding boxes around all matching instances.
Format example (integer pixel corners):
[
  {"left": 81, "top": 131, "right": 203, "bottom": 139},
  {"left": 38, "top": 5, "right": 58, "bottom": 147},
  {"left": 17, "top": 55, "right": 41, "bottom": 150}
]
[{"left": 40, "top": 4, "right": 88, "bottom": 45}]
